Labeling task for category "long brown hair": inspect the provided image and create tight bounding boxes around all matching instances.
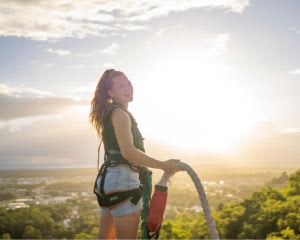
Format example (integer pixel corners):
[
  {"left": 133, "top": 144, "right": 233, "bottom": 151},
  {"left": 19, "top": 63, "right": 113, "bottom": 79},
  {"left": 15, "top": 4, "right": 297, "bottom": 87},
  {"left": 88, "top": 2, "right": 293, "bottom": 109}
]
[{"left": 89, "top": 69, "right": 124, "bottom": 139}]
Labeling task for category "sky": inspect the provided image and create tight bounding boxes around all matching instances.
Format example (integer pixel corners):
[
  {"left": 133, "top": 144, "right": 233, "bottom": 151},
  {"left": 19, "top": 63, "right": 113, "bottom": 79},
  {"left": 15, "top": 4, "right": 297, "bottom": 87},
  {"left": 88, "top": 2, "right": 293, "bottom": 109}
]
[{"left": 0, "top": 0, "right": 300, "bottom": 169}]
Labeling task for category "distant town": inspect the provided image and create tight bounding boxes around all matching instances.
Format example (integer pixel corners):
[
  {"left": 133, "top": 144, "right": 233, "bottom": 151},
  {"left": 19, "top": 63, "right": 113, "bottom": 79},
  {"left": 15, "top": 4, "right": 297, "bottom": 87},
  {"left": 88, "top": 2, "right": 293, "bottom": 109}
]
[{"left": 0, "top": 165, "right": 290, "bottom": 211}]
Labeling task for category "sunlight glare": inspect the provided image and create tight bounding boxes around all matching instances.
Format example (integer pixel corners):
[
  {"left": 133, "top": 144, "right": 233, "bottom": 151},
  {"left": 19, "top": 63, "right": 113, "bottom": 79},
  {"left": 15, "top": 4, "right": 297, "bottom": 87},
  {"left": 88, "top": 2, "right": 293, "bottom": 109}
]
[{"left": 135, "top": 48, "right": 259, "bottom": 153}]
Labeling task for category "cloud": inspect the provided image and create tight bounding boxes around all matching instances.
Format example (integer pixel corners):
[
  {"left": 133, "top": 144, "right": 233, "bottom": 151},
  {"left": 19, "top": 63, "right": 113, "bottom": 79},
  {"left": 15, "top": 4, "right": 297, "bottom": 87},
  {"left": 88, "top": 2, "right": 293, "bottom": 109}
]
[
  {"left": 99, "top": 42, "right": 120, "bottom": 55},
  {"left": 0, "top": 85, "right": 93, "bottom": 167},
  {"left": 145, "top": 24, "right": 184, "bottom": 45},
  {"left": 205, "top": 33, "right": 230, "bottom": 58},
  {"left": 48, "top": 48, "right": 71, "bottom": 56},
  {"left": 0, "top": 83, "right": 88, "bottom": 120},
  {"left": 101, "top": 62, "right": 115, "bottom": 68},
  {"left": 1, "top": 118, "right": 300, "bottom": 169},
  {"left": 0, "top": 83, "right": 54, "bottom": 98},
  {"left": 234, "top": 121, "right": 300, "bottom": 166},
  {"left": 0, "top": 114, "right": 62, "bottom": 132},
  {"left": 0, "top": 0, "right": 250, "bottom": 41},
  {"left": 155, "top": 27, "right": 169, "bottom": 38},
  {"left": 70, "top": 82, "right": 98, "bottom": 99},
  {"left": 66, "top": 64, "right": 87, "bottom": 69},
  {"left": 288, "top": 68, "right": 300, "bottom": 75},
  {"left": 0, "top": 111, "right": 99, "bottom": 169},
  {"left": 282, "top": 128, "right": 300, "bottom": 134},
  {"left": 120, "top": 0, "right": 249, "bottom": 22},
  {"left": 46, "top": 42, "right": 120, "bottom": 58},
  {"left": 30, "top": 60, "right": 55, "bottom": 68},
  {"left": 290, "top": 26, "right": 300, "bottom": 35}
]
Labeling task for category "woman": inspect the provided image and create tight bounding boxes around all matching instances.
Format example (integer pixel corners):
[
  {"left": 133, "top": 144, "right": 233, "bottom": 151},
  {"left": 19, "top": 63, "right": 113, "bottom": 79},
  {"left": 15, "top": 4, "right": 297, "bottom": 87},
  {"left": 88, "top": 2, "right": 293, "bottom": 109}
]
[{"left": 89, "top": 69, "right": 181, "bottom": 239}]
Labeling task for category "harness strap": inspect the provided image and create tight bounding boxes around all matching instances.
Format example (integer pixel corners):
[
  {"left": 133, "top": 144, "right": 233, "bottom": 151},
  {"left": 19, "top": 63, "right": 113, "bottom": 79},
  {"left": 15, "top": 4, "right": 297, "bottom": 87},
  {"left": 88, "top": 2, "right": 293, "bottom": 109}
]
[
  {"left": 106, "top": 149, "right": 139, "bottom": 172},
  {"left": 97, "top": 139, "right": 103, "bottom": 171},
  {"left": 95, "top": 185, "right": 143, "bottom": 208}
]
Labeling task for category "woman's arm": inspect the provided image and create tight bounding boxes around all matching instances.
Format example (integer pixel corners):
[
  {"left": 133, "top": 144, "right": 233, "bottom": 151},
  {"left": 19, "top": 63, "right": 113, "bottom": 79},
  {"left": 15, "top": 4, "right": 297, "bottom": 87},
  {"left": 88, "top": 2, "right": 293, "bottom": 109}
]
[{"left": 111, "top": 108, "right": 179, "bottom": 173}]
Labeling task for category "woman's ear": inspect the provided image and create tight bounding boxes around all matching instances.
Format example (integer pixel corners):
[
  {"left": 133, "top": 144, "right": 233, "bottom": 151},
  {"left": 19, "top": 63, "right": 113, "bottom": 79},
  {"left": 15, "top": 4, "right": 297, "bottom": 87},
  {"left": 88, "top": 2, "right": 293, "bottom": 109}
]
[{"left": 107, "top": 89, "right": 114, "bottom": 98}]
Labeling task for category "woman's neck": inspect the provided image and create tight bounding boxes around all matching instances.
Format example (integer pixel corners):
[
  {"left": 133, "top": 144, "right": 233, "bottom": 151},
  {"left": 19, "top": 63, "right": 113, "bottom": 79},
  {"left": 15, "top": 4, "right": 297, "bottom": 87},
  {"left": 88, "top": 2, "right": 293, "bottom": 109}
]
[{"left": 113, "top": 100, "right": 128, "bottom": 110}]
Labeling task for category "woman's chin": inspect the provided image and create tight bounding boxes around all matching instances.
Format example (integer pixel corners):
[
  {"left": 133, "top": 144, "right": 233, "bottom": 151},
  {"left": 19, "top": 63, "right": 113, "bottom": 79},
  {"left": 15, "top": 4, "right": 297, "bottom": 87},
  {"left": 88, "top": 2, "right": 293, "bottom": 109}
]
[{"left": 127, "top": 96, "right": 133, "bottom": 101}]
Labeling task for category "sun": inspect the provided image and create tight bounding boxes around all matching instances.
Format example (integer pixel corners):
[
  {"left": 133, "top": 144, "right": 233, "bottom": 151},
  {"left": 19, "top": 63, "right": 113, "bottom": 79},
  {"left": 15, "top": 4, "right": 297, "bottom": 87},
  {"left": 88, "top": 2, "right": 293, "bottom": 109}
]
[{"left": 133, "top": 48, "right": 259, "bottom": 154}]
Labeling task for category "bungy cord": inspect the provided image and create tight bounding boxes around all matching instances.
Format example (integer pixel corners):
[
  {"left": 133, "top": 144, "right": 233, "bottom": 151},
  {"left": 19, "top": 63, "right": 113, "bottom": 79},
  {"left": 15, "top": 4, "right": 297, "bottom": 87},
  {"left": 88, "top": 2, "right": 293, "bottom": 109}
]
[{"left": 176, "top": 162, "right": 220, "bottom": 239}]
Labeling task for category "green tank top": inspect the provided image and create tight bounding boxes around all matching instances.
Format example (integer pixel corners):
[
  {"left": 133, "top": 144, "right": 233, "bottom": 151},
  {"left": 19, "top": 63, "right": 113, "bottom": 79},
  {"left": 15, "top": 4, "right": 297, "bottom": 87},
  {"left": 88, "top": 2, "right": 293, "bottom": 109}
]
[{"left": 102, "top": 102, "right": 145, "bottom": 153}]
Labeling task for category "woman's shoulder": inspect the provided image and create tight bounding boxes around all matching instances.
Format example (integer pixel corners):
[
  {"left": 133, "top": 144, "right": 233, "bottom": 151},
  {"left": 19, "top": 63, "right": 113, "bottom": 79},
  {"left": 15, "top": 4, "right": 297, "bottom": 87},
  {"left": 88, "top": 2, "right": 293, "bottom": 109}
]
[
  {"left": 110, "top": 105, "right": 130, "bottom": 115},
  {"left": 110, "top": 107, "right": 131, "bottom": 124}
]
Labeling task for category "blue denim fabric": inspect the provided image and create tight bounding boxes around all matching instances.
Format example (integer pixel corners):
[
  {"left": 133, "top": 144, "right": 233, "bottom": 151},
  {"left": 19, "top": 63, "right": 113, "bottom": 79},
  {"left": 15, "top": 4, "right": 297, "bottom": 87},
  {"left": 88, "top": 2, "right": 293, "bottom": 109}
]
[{"left": 96, "top": 165, "right": 143, "bottom": 217}]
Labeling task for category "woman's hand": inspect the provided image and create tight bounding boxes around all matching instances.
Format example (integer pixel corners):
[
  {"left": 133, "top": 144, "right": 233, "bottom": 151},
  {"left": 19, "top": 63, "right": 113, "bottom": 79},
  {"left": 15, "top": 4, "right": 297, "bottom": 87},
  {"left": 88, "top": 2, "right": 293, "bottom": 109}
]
[{"left": 162, "top": 159, "right": 182, "bottom": 175}]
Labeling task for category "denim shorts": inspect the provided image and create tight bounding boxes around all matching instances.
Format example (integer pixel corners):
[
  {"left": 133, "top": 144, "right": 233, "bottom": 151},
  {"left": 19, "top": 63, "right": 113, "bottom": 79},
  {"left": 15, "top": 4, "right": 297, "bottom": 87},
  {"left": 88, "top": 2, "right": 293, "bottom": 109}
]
[{"left": 96, "top": 165, "right": 143, "bottom": 217}]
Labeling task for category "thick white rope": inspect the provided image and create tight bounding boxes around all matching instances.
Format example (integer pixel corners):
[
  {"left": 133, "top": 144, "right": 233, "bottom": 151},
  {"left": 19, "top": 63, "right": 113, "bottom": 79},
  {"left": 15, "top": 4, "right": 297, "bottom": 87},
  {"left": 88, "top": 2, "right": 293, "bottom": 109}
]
[{"left": 176, "top": 162, "right": 220, "bottom": 239}]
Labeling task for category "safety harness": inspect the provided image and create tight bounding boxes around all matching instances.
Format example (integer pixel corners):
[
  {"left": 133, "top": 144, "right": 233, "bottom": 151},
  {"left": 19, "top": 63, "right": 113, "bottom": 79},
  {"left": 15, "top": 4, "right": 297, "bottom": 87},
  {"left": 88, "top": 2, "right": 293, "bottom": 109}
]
[{"left": 93, "top": 148, "right": 143, "bottom": 208}]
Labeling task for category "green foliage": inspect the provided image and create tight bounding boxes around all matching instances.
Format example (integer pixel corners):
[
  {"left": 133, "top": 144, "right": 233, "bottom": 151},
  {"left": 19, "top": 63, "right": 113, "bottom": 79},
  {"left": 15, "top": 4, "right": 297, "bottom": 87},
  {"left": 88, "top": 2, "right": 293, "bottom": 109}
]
[
  {"left": 0, "top": 192, "right": 16, "bottom": 201},
  {"left": 158, "top": 169, "right": 300, "bottom": 239},
  {"left": 267, "top": 226, "right": 299, "bottom": 240},
  {"left": 74, "top": 232, "right": 93, "bottom": 239},
  {"left": 266, "top": 171, "right": 289, "bottom": 189},
  {"left": 287, "top": 169, "right": 300, "bottom": 196},
  {"left": 0, "top": 200, "right": 98, "bottom": 239},
  {"left": 1, "top": 233, "right": 11, "bottom": 239},
  {"left": 215, "top": 201, "right": 245, "bottom": 238},
  {"left": 22, "top": 225, "right": 42, "bottom": 239},
  {"left": 216, "top": 169, "right": 300, "bottom": 239}
]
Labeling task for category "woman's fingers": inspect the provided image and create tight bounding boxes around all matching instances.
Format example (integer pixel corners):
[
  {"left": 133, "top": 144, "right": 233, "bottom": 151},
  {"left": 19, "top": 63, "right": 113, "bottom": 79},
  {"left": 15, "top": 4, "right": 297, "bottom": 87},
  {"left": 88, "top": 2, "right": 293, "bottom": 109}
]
[{"left": 162, "top": 160, "right": 181, "bottom": 175}]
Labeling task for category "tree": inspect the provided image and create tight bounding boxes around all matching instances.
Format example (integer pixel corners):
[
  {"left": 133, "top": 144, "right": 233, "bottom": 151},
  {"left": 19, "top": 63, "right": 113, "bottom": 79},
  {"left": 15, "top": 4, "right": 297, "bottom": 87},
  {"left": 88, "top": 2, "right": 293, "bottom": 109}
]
[
  {"left": 0, "top": 192, "right": 16, "bottom": 201},
  {"left": 1, "top": 233, "right": 11, "bottom": 239},
  {"left": 215, "top": 201, "right": 245, "bottom": 238},
  {"left": 74, "top": 232, "right": 93, "bottom": 239},
  {"left": 287, "top": 169, "right": 300, "bottom": 196},
  {"left": 22, "top": 226, "right": 42, "bottom": 239}
]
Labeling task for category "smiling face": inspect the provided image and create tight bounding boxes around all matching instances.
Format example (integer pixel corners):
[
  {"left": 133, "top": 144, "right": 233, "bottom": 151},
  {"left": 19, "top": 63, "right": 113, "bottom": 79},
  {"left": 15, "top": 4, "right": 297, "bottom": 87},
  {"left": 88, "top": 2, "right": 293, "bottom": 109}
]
[{"left": 107, "top": 73, "right": 133, "bottom": 105}]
